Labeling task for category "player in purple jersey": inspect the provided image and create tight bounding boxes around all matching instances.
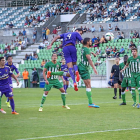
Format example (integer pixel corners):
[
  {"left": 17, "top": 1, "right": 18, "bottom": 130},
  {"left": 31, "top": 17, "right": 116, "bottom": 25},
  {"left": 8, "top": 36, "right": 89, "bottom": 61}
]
[
  {"left": 5, "top": 56, "right": 20, "bottom": 108},
  {"left": 61, "top": 59, "right": 69, "bottom": 93},
  {"left": 48, "top": 28, "right": 83, "bottom": 91},
  {"left": 0, "top": 57, "right": 19, "bottom": 114}
]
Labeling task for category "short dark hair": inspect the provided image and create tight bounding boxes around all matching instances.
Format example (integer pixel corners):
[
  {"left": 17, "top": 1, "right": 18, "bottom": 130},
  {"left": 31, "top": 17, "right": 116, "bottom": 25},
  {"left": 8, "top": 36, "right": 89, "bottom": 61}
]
[
  {"left": 75, "top": 28, "right": 83, "bottom": 33},
  {"left": 0, "top": 57, "right": 4, "bottom": 61},
  {"left": 7, "top": 55, "right": 12, "bottom": 60},
  {"left": 83, "top": 38, "right": 90, "bottom": 45},
  {"left": 52, "top": 53, "right": 57, "bottom": 57},
  {"left": 131, "top": 48, "right": 137, "bottom": 52}
]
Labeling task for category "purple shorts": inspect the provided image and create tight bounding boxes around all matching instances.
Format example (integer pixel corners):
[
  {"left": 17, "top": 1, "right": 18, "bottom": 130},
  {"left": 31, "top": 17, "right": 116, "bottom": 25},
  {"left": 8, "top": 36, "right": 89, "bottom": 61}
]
[
  {"left": 63, "top": 76, "right": 69, "bottom": 81},
  {"left": 63, "top": 45, "right": 77, "bottom": 64},
  {"left": 0, "top": 84, "right": 13, "bottom": 97}
]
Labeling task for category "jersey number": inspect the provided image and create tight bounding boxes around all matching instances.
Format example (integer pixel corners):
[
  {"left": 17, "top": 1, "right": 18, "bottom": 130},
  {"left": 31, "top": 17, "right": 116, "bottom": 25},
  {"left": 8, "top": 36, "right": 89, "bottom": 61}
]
[{"left": 66, "top": 34, "right": 71, "bottom": 40}]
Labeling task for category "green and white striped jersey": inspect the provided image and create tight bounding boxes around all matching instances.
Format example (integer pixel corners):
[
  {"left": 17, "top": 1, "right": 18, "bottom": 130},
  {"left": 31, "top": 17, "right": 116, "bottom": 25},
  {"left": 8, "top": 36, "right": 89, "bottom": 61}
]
[
  {"left": 45, "top": 61, "right": 61, "bottom": 80},
  {"left": 119, "top": 62, "right": 131, "bottom": 78},
  {"left": 80, "top": 46, "right": 90, "bottom": 68},
  {"left": 127, "top": 56, "right": 140, "bottom": 74}
]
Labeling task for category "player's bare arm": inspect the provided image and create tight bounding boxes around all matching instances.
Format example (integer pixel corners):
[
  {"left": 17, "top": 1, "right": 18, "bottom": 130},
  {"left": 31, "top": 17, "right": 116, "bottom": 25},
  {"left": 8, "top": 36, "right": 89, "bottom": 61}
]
[
  {"left": 91, "top": 52, "right": 96, "bottom": 57},
  {"left": 43, "top": 68, "right": 49, "bottom": 85},
  {"left": 11, "top": 74, "right": 19, "bottom": 86},
  {"left": 86, "top": 54, "right": 98, "bottom": 75},
  {"left": 121, "top": 63, "right": 129, "bottom": 73},
  {"left": 15, "top": 73, "right": 20, "bottom": 78}
]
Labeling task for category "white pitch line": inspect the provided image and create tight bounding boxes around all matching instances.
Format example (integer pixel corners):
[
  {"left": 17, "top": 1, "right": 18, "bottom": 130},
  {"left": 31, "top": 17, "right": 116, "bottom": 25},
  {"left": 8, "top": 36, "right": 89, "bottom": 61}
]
[{"left": 17, "top": 128, "right": 140, "bottom": 140}]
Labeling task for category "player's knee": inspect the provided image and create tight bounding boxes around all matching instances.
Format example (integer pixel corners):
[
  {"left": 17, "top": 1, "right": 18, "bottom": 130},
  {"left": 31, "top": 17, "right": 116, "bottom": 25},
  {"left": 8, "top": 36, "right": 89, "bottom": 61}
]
[
  {"left": 9, "top": 97, "right": 13, "bottom": 100},
  {"left": 60, "top": 88, "right": 65, "bottom": 93},
  {"left": 44, "top": 91, "right": 48, "bottom": 95}
]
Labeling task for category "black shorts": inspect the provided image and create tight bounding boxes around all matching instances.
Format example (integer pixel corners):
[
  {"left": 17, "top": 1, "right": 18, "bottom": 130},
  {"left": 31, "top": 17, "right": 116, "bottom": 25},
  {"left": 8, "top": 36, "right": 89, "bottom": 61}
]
[{"left": 114, "top": 77, "right": 121, "bottom": 85}]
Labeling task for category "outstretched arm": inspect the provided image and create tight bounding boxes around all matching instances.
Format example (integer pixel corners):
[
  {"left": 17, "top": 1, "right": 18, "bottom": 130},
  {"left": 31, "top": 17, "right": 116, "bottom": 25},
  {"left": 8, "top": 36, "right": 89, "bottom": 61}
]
[
  {"left": 86, "top": 54, "right": 97, "bottom": 75},
  {"left": 11, "top": 74, "right": 19, "bottom": 86}
]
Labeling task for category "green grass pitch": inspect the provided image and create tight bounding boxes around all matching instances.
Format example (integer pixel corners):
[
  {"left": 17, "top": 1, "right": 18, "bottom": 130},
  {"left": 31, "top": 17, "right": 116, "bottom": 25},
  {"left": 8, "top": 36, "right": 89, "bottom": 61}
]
[{"left": 0, "top": 88, "right": 140, "bottom": 140}]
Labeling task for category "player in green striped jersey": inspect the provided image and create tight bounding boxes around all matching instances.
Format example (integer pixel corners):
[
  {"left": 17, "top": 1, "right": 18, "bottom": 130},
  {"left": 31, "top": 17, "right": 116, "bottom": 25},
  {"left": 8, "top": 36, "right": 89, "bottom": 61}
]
[
  {"left": 47, "top": 38, "right": 100, "bottom": 108},
  {"left": 121, "top": 48, "right": 140, "bottom": 108},
  {"left": 119, "top": 55, "right": 132, "bottom": 105},
  {"left": 39, "top": 53, "right": 70, "bottom": 112}
]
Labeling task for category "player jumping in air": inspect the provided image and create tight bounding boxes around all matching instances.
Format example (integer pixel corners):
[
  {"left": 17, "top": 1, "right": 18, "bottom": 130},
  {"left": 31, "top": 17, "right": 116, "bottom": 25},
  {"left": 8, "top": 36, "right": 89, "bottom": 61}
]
[
  {"left": 39, "top": 53, "right": 70, "bottom": 112},
  {"left": 61, "top": 59, "right": 69, "bottom": 93},
  {"left": 121, "top": 48, "right": 140, "bottom": 108},
  {"left": 47, "top": 38, "right": 100, "bottom": 108},
  {"left": 48, "top": 28, "right": 83, "bottom": 91},
  {"left": 0, "top": 57, "right": 19, "bottom": 114},
  {"left": 119, "top": 55, "right": 132, "bottom": 105},
  {"left": 5, "top": 56, "right": 20, "bottom": 108},
  {"left": 110, "top": 57, "right": 122, "bottom": 99}
]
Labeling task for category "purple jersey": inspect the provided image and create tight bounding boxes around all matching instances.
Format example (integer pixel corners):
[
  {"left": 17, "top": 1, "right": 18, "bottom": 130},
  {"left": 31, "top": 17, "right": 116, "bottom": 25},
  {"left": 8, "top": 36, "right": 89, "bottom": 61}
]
[
  {"left": 5, "top": 62, "right": 19, "bottom": 84},
  {"left": 0, "top": 66, "right": 13, "bottom": 88},
  {"left": 60, "top": 32, "right": 83, "bottom": 47},
  {"left": 61, "top": 64, "right": 68, "bottom": 72}
]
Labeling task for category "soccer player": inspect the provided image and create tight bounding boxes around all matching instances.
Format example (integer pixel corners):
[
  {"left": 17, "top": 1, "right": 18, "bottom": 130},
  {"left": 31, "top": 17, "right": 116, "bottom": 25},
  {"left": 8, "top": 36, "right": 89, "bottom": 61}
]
[
  {"left": 0, "top": 57, "right": 19, "bottom": 114},
  {"left": 48, "top": 28, "right": 83, "bottom": 91},
  {"left": 61, "top": 59, "right": 69, "bottom": 93},
  {"left": 121, "top": 48, "right": 140, "bottom": 108},
  {"left": 47, "top": 38, "right": 100, "bottom": 108},
  {"left": 5, "top": 56, "right": 20, "bottom": 108},
  {"left": 110, "top": 57, "right": 122, "bottom": 99},
  {"left": 119, "top": 55, "right": 132, "bottom": 105},
  {"left": 39, "top": 53, "right": 70, "bottom": 112}
]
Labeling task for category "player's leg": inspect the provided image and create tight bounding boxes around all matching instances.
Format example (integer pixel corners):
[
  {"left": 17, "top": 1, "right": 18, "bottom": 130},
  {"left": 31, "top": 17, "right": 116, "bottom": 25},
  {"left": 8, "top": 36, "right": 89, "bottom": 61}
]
[
  {"left": 83, "top": 79, "right": 99, "bottom": 108},
  {"left": 0, "top": 93, "right": 6, "bottom": 114},
  {"left": 118, "top": 82, "right": 122, "bottom": 99},
  {"left": 136, "top": 76, "right": 140, "bottom": 108},
  {"left": 6, "top": 87, "right": 13, "bottom": 108},
  {"left": 66, "top": 80, "right": 69, "bottom": 93},
  {"left": 113, "top": 82, "right": 118, "bottom": 99},
  {"left": 39, "top": 83, "right": 51, "bottom": 111},
  {"left": 130, "top": 76, "right": 137, "bottom": 107}
]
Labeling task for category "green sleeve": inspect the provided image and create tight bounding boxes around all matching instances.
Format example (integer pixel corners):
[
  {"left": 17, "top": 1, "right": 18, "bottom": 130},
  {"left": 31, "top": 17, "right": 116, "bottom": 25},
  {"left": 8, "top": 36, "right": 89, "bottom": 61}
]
[
  {"left": 44, "top": 63, "right": 48, "bottom": 69},
  {"left": 85, "top": 48, "right": 90, "bottom": 55}
]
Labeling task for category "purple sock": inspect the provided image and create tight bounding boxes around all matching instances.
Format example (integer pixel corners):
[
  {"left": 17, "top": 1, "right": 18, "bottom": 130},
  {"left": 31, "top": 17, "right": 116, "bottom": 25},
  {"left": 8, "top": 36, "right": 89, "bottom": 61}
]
[
  {"left": 64, "top": 85, "right": 67, "bottom": 93},
  {"left": 7, "top": 97, "right": 9, "bottom": 102},
  {"left": 69, "top": 68, "right": 76, "bottom": 84},
  {"left": 73, "top": 65, "right": 78, "bottom": 73},
  {"left": 10, "top": 98, "right": 15, "bottom": 112}
]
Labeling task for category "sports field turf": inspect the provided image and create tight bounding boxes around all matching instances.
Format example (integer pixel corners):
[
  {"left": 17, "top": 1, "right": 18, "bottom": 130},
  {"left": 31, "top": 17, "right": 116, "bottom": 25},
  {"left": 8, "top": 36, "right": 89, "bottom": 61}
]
[{"left": 0, "top": 88, "right": 140, "bottom": 140}]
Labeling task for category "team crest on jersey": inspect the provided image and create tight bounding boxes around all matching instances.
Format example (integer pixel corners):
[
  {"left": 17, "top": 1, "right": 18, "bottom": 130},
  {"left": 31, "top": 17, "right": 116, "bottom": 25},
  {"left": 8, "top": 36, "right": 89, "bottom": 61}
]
[
  {"left": 137, "top": 59, "right": 139, "bottom": 62},
  {"left": 57, "top": 65, "right": 59, "bottom": 68},
  {"left": 5, "top": 69, "right": 7, "bottom": 72}
]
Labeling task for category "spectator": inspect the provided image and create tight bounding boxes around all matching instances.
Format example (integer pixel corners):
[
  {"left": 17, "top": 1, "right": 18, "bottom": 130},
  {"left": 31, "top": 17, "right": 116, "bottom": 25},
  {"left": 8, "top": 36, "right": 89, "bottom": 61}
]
[
  {"left": 87, "top": 28, "right": 91, "bottom": 32},
  {"left": 90, "top": 14, "right": 94, "bottom": 21},
  {"left": 18, "top": 31, "right": 23, "bottom": 36},
  {"left": 113, "top": 16, "right": 118, "bottom": 22},
  {"left": 22, "top": 29, "right": 26, "bottom": 36},
  {"left": 72, "top": 27, "right": 76, "bottom": 32},
  {"left": 37, "top": 15, "right": 40, "bottom": 22},
  {"left": 41, "top": 59, "right": 46, "bottom": 67},
  {"left": 92, "top": 36, "right": 97, "bottom": 44},
  {"left": 83, "top": 26, "right": 87, "bottom": 33},
  {"left": 95, "top": 57, "right": 102, "bottom": 66},
  {"left": 130, "top": 30, "right": 134, "bottom": 39},
  {"left": 116, "top": 9, "right": 121, "bottom": 17},
  {"left": 40, "top": 14, "right": 45, "bottom": 22},
  {"left": 25, "top": 16, "right": 29, "bottom": 25},
  {"left": 129, "top": 41, "right": 136, "bottom": 49},
  {"left": 115, "top": 46, "right": 125, "bottom": 57},
  {"left": 29, "top": 16, "right": 33, "bottom": 25},
  {"left": 121, "top": 12, "right": 126, "bottom": 21},
  {"left": 46, "top": 27, "right": 50, "bottom": 36},
  {"left": 32, "top": 68, "right": 39, "bottom": 88},
  {"left": 108, "top": 75, "right": 114, "bottom": 88},
  {"left": 32, "top": 54, "right": 38, "bottom": 60},
  {"left": 108, "top": 24, "right": 113, "bottom": 31},
  {"left": 5, "top": 23, "right": 9, "bottom": 29},
  {"left": 25, "top": 54, "right": 29, "bottom": 60},
  {"left": 52, "top": 28, "right": 57, "bottom": 34},
  {"left": 117, "top": 32, "right": 123, "bottom": 39},
  {"left": 32, "top": 28, "right": 37, "bottom": 43},
  {"left": 121, "top": 32, "right": 125, "bottom": 39},
  {"left": 57, "top": 26, "right": 62, "bottom": 34},
  {"left": 18, "top": 39, "right": 22, "bottom": 45},
  {"left": 99, "top": 25, "right": 104, "bottom": 32},
  {"left": 105, "top": 46, "right": 111, "bottom": 56},
  {"left": 23, "top": 36, "right": 29, "bottom": 45},
  {"left": 93, "top": 40, "right": 99, "bottom": 48},
  {"left": 137, "top": 7, "right": 140, "bottom": 17},
  {"left": 42, "top": 28, "right": 46, "bottom": 40},
  {"left": 44, "top": 39, "right": 49, "bottom": 46},
  {"left": 22, "top": 69, "right": 29, "bottom": 88},
  {"left": 9, "top": 22, "right": 14, "bottom": 28},
  {"left": 115, "top": 26, "right": 120, "bottom": 31},
  {"left": 12, "top": 31, "right": 16, "bottom": 36},
  {"left": 91, "top": 25, "right": 95, "bottom": 33},
  {"left": 21, "top": 40, "right": 27, "bottom": 49},
  {"left": 0, "top": 47, "right": 3, "bottom": 54},
  {"left": 96, "top": 47, "right": 101, "bottom": 55},
  {"left": 133, "top": 30, "right": 139, "bottom": 38},
  {"left": 67, "top": 27, "right": 71, "bottom": 32},
  {"left": 100, "top": 35, "right": 107, "bottom": 43},
  {"left": 38, "top": 41, "right": 45, "bottom": 49}
]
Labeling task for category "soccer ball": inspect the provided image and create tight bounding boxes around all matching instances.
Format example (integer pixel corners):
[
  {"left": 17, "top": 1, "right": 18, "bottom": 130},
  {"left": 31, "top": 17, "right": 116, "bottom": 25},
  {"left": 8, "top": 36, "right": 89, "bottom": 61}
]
[{"left": 105, "top": 32, "right": 114, "bottom": 41}]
